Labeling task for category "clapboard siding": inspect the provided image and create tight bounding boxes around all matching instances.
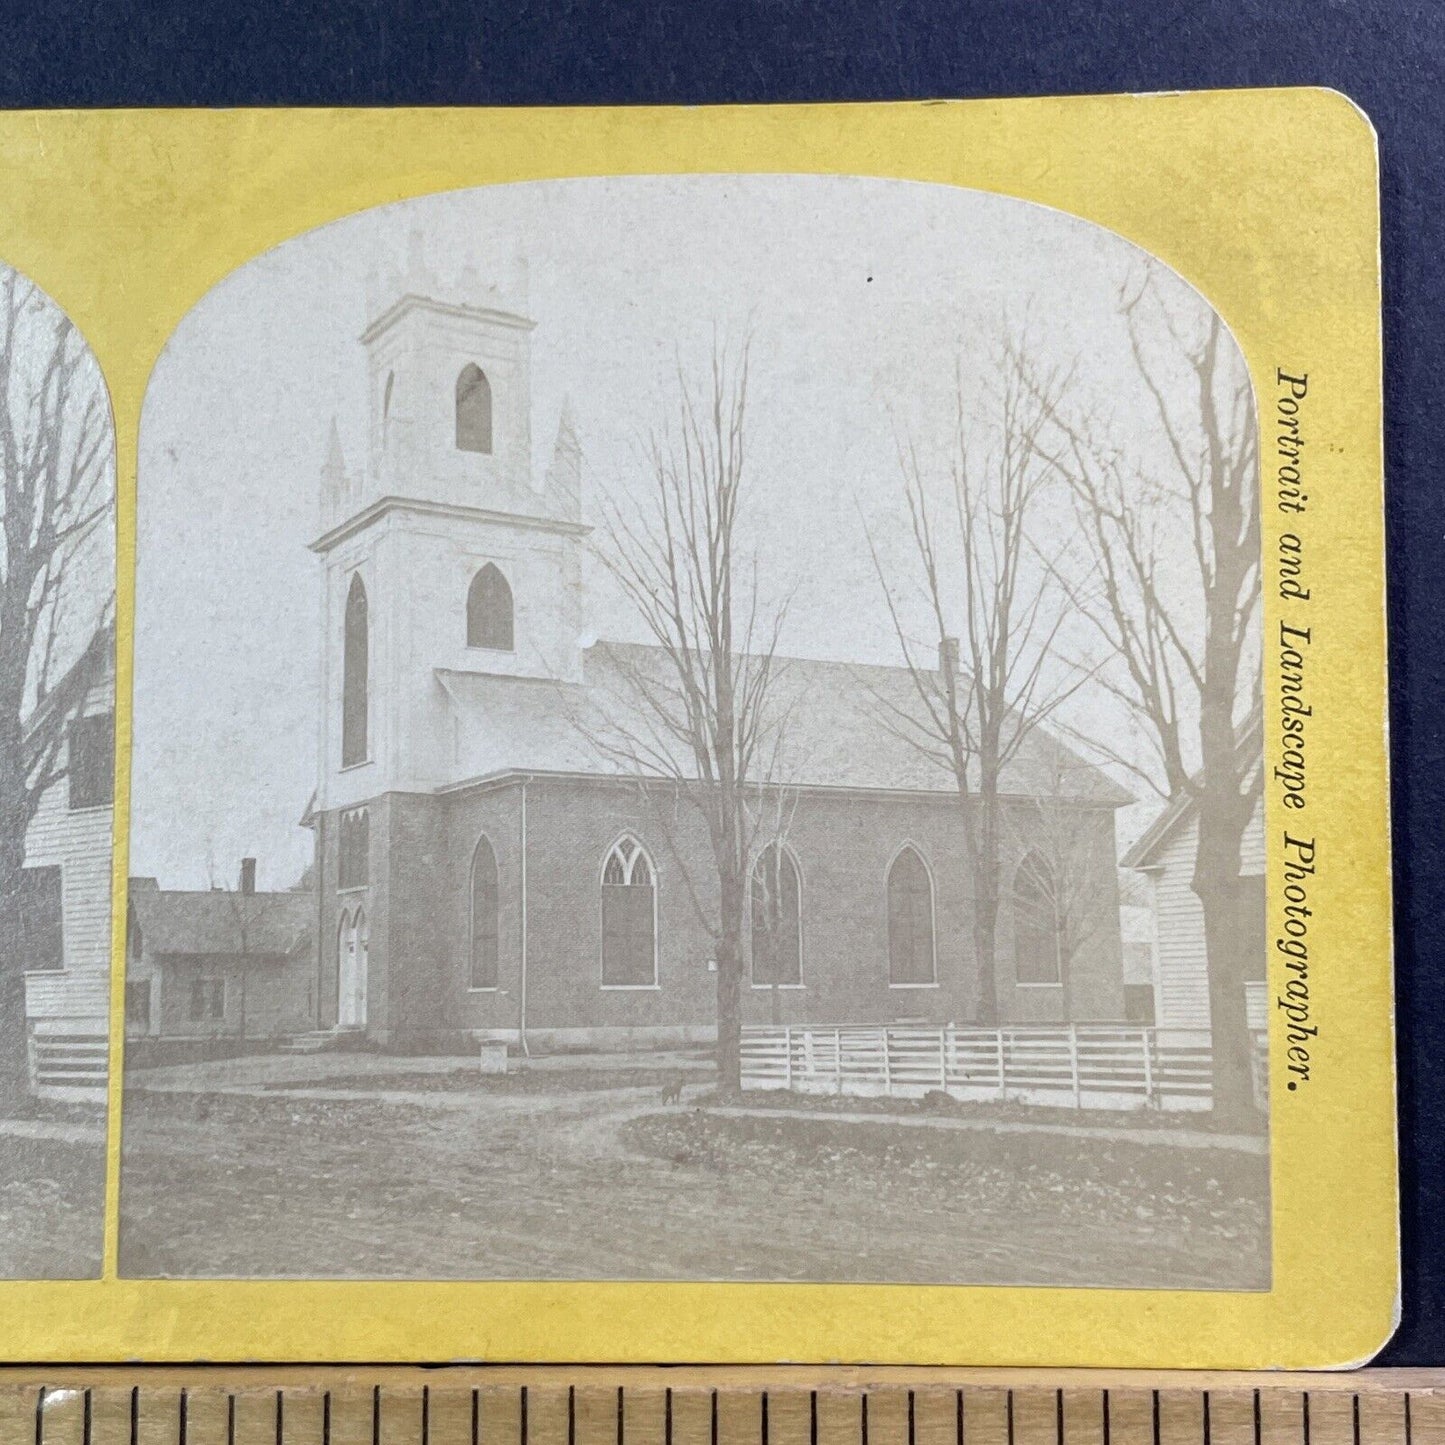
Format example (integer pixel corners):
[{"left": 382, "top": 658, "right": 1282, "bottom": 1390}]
[
  {"left": 20, "top": 687, "right": 115, "bottom": 1027},
  {"left": 24, "top": 785, "right": 113, "bottom": 976},
  {"left": 1148, "top": 798, "right": 1264, "bottom": 1030}
]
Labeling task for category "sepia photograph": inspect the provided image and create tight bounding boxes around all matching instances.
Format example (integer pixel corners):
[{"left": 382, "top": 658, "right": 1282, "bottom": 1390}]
[
  {"left": 118, "top": 174, "right": 1269, "bottom": 1288},
  {"left": 0, "top": 262, "right": 116, "bottom": 1279}
]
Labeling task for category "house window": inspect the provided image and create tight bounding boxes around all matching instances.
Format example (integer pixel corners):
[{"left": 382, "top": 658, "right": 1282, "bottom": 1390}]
[
  {"left": 887, "top": 846, "right": 936, "bottom": 985},
  {"left": 466, "top": 563, "right": 514, "bottom": 651},
  {"left": 469, "top": 833, "right": 499, "bottom": 990},
  {"left": 1014, "top": 851, "right": 1063, "bottom": 985},
  {"left": 188, "top": 978, "right": 225, "bottom": 1022},
  {"left": 1123, "top": 984, "right": 1156, "bottom": 1025},
  {"left": 125, "top": 979, "right": 151, "bottom": 1029},
  {"left": 68, "top": 711, "right": 114, "bottom": 810},
  {"left": 750, "top": 844, "right": 801, "bottom": 986},
  {"left": 16, "top": 865, "right": 63, "bottom": 972},
  {"left": 341, "top": 574, "right": 368, "bottom": 767},
  {"left": 456, "top": 363, "right": 493, "bottom": 454},
  {"left": 338, "top": 807, "right": 369, "bottom": 890},
  {"left": 601, "top": 837, "right": 656, "bottom": 987}
]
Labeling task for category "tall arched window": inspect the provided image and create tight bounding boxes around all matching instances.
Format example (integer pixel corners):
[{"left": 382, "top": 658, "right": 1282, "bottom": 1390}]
[
  {"left": 887, "top": 845, "right": 936, "bottom": 985},
  {"left": 470, "top": 834, "right": 500, "bottom": 990},
  {"left": 1014, "top": 851, "right": 1063, "bottom": 985},
  {"left": 456, "top": 363, "right": 493, "bottom": 453},
  {"left": 467, "top": 563, "right": 514, "bottom": 651},
  {"left": 751, "top": 844, "right": 801, "bottom": 986},
  {"left": 341, "top": 573, "right": 368, "bottom": 767},
  {"left": 601, "top": 837, "right": 656, "bottom": 987}
]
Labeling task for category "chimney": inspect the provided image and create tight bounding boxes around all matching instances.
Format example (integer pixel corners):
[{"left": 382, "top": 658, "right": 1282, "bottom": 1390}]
[
  {"left": 239, "top": 858, "right": 257, "bottom": 896},
  {"left": 939, "top": 636, "right": 960, "bottom": 678}
]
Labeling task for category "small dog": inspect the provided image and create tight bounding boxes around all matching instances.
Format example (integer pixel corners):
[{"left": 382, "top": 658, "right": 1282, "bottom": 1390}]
[{"left": 659, "top": 1078, "right": 684, "bottom": 1105}]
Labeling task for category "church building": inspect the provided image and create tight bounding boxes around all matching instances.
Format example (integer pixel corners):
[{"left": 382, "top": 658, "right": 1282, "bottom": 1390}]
[{"left": 305, "top": 276, "right": 1131, "bottom": 1054}]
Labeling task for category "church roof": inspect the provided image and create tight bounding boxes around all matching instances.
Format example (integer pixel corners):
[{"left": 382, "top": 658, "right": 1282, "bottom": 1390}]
[
  {"left": 436, "top": 640, "right": 1130, "bottom": 805},
  {"left": 130, "top": 887, "right": 314, "bottom": 959}
]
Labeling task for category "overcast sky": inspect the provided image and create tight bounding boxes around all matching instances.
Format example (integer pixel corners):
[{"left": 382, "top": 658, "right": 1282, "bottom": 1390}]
[{"left": 130, "top": 174, "right": 1239, "bottom": 890}]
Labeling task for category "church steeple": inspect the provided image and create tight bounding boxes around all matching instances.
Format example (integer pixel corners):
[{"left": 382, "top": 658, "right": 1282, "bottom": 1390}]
[{"left": 314, "top": 260, "right": 591, "bottom": 813}]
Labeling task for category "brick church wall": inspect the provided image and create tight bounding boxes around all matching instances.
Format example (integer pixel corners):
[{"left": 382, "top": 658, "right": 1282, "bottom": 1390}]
[{"left": 315, "top": 776, "right": 1126, "bottom": 1051}]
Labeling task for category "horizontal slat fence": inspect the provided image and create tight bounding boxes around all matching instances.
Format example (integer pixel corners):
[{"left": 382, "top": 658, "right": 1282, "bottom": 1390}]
[{"left": 740, "top": 1024, "right": 1234, "bottom": 1111}]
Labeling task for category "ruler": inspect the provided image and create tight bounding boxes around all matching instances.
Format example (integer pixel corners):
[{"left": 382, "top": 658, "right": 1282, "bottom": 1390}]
[{"left": 2, "top": 1369, "right": 1442, "bottom": 1445}]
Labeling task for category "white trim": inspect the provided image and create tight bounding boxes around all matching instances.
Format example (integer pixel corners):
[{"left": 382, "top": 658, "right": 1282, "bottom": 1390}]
[
  {"left": 750, "top": 983, "right": 806, "bottom": 991},
  {"left": 885, "top": 840, "right": 938, "bottom": 987},
  {"left": 598, "top": 834, "right": 660, "bottom": 990},
  {"left": 1016, "top": 980, "right": 1065, "bottom": 989}
]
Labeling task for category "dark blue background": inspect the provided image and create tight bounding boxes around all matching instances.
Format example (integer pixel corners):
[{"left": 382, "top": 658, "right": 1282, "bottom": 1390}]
[{"left": 1, "top": 0, "right": 1439, "bottom": 1364}]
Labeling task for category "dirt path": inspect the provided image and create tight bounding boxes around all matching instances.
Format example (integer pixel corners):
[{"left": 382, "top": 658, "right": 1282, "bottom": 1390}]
[{"left": 118, "top": 1080, "right": 1269, "bottom": 1288}]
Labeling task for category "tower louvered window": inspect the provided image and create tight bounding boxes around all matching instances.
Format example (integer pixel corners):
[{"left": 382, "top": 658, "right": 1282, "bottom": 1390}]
[
  {"left": 467, "top": 563, "right": 514, "bottom": 651},
  {"left": 456, "top": 363, "right": 493, "bottom": 453}
]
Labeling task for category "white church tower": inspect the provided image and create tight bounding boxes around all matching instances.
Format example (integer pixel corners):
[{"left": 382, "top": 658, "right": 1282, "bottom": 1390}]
[{"left": 312, "top": 261, "right": 589, "bottom": 816}]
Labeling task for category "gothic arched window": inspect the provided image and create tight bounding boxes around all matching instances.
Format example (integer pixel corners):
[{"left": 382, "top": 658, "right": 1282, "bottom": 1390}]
[
  {"left": 467, "top": 563, "right": 514, "bottom": 651},
  {"left": 456, "top": 363, "right": 493, "bottom": 454},
  {"left": 751, "top": 843, "right": 801, "bottom": 986},
  {"left": 601, "top": 836, "right": 656, "bottom": 987},
  {"left": 470, "top": 834, "right": 500, "bottom": 990},
  {"left": 887, "top": 845, "right": 936, "bottom": 985},
  {"left": 341, "top": 573, "right": 368, "bottom": 767},
  {"left": 1014, "top": 851, "right": 1063, "bottom": 985}
]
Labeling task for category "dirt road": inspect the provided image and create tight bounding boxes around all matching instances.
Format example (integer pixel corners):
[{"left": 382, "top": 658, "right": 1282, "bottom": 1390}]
[{"left": 118, "top": 1077, "right": 1268, "bottom": 1288}]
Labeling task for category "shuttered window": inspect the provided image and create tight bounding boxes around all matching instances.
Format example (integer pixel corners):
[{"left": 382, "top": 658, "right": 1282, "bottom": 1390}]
[
  {"left": 16, "top": 865, "right": 63, "bottom": 972},
  {"left": 68, "top": 712, "right": 114, "bottom": 810}
]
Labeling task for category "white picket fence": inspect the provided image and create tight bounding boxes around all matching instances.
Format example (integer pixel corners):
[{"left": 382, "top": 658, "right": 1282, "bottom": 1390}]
[{"left": 740, "top": 1023, "right": 1245, "bottom": 1112}]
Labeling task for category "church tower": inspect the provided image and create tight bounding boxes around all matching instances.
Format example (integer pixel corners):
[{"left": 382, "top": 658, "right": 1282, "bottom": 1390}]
[{"left": 312, "top": 267, "right": 588, "bottom": 817}]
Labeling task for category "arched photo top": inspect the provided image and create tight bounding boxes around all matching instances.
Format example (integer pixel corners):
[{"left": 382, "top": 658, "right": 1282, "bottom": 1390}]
[{"left": 0, "top": 259, "right": 117, "bottom": 1280}]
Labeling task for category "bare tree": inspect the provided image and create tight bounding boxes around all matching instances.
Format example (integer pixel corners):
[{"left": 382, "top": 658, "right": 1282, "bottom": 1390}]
[
  {"left": 1049, "top": 262, "right": 1262, "bottom": 1121},
  {"left": 1002, "top": 754, "right": 1118, "bottom": 1016},
  {"left": 590, "top": 340, "right": 795, "bottom": 1094},
  {"left": 0, "top": 269, "right": 114, "bottom": 1109},
  {"left": 866, "top": 336, "right": 1085, "bottom": 1024}
]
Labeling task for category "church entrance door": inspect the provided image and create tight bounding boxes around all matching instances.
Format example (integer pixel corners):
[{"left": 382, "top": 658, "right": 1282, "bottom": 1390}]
[{"left": 338, "top": 908, "right": 369, "bottom": 1028}]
